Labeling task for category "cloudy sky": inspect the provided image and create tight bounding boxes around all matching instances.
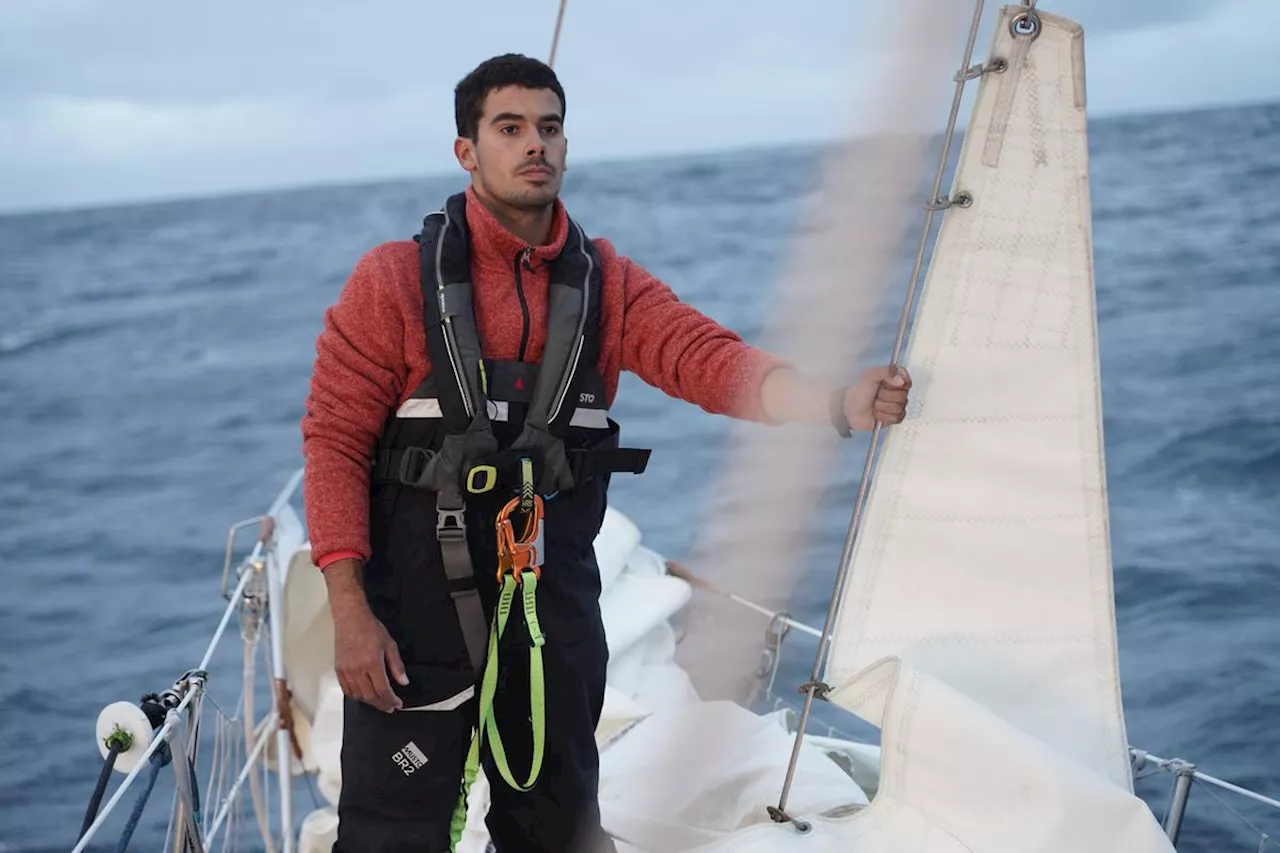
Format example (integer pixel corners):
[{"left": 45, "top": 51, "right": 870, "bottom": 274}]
[{"left": 1, "top": 0, "right": 1276, "bottom": 213}]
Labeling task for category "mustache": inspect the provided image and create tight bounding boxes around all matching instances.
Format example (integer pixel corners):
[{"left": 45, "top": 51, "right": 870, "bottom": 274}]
[{"left": 517, "top": 158, "right": 555, "bottom": 173}]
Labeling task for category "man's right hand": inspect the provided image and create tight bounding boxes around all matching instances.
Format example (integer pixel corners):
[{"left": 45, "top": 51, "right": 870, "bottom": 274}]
[
  {"left": 324, "top": 558, "right": 409, "bottom": 713},
  {"left": 335, "top": 606, "right": 409, "bottom": 713}
]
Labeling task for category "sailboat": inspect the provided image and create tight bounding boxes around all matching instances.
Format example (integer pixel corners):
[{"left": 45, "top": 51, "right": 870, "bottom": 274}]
[{"left": 71, "top": 2, "right": 1280, "bottom": 851}]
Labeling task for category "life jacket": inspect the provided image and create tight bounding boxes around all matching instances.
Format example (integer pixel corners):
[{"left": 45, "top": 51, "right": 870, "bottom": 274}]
[{"left": 365, "top": 192, "right": 650, "bottom": 705}]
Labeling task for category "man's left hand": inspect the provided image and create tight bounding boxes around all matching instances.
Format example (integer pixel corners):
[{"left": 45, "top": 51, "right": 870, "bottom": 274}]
[{"left": 845, "top": 365, "right": 912, "bottom": 431}]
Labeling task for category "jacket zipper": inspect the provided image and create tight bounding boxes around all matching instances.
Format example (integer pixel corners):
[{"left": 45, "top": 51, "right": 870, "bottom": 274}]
[{"left": 514, "top": 248, "right": 533, "bottom": 362}]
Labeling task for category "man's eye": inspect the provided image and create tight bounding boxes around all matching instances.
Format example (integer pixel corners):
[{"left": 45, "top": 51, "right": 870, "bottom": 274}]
[
  {"left": 542, "top": 125, "right": 559, "bottom": 136},
  {"left": 501, "top": 125, "right": 518, "bottom": 135}
]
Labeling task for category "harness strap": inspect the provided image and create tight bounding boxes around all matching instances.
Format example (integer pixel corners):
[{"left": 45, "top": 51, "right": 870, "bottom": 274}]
[
  {"left": 436, "top": 484, "right": 488, "bottom": 677},
  {"left": 417, "top": 429, "right": 499, "bottom": 677},
  {"left": 374, "top": 445, "right": 652, "bottom": 488},
  {"left": 569, "top": 446, "right": 652, "bottom": 484}
]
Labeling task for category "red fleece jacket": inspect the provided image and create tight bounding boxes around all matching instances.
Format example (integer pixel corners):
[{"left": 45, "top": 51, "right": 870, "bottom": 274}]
[{"left": 301, "top": 187, "right": 788, "bottom": 569}]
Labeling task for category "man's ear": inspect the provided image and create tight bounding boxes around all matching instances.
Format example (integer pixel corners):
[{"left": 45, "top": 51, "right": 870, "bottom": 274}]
[{"left": 454, "top": 136, "right": 477, "bottom": 172}]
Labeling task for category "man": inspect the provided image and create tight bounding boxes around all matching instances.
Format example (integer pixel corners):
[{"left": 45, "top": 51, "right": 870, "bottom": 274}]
[{"left": 301, "top": 53, "right": 910, "bottom": 853}]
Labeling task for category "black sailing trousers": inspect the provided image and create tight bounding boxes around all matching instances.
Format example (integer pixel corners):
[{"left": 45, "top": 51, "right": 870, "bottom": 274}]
[
  {"left": 333, "top": 479, "right": 617, "bottom": 852},
  {"left": 332, "top": 626, "right": 614, "bottom": 852}
]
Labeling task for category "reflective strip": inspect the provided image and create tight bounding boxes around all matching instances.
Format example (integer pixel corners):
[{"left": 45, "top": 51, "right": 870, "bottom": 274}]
[
  {"left": 399, "top": 685, "right": 475, "bottom": 712},
  {"left": 569, "top": 407, "right": 609, "bottom": 429},
  {"left": 397, "top": 398, "right": 606, "bottom": 428},
  {"left": 397, "top": 398, "right": 443, "bottom": 418},
  {"left": 398, "top": 399, "right": 510, "bottom": 421}
]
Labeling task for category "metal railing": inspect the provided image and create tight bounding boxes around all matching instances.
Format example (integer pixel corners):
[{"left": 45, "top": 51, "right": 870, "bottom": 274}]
[{"left": 73, "top": 468, "right": 304, "bottom": 853}]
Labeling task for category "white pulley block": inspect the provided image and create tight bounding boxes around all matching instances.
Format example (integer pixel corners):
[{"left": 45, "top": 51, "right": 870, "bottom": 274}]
[{"left": 95, "top": 701, "right": 154, "bottom": 774}]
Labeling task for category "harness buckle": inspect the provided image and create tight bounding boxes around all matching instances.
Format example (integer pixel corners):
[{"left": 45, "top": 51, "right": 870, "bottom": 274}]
[
  {"left": 398, "top": 446, "right": 436, "bottom": 488},
  {"left": 437, "top": 506, "right": 467, "bottom": 541}
]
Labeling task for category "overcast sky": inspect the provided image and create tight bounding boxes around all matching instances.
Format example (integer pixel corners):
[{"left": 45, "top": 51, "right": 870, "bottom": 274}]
[{"left": 1, "top": 0, "right": 1276, "bottom": 213}]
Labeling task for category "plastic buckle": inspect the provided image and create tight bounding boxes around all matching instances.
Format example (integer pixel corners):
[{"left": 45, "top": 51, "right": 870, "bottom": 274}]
[
  {"left": 437, "top": 506, "right": 467, "bottom": 541},
  {"left": 398, "top": 447, "right": 434, "bottom": 487}
]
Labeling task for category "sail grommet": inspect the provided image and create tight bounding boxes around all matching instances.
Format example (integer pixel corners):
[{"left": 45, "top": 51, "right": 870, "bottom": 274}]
[{"left": 1010, "top": 9, "right": 1042, "bottom": 40}]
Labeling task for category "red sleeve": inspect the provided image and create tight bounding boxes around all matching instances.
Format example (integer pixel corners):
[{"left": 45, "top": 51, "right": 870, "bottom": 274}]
[
  {"left": 300, "top": 246, "right": 410, "bottom": 568},
  {"left": 618, "top": 255, "right": 790, "bottom": 423}
]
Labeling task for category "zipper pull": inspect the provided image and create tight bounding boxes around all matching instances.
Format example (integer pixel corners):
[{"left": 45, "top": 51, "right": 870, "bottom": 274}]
[{"left": 521, "top": 247, "right": 534, "bottom": 271}]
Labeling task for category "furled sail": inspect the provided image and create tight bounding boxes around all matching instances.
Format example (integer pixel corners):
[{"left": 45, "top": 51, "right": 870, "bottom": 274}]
[
  {"left": 823, "top": 1, "right": 1135, "bottom": 789},
  {"left": 689, "top": 6, "right": 1177, "bottom": 851}
]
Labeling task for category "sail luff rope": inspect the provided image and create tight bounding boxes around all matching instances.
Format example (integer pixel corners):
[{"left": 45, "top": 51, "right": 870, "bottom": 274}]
[{"left": 769, "top": 0, "right": 991, "bottom": 827}]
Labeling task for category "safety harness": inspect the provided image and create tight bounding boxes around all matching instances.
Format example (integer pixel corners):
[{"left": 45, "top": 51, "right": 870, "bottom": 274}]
[
  {"left": 372, "top": 194, "right": 649, "bottom": 848},
  {"left": 375, "top": 192, "right": 649, "bottom": 677}
]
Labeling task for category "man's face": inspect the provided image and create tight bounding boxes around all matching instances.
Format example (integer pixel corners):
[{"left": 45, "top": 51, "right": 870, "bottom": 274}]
[{"left": 456, "top": 85, "right": 566, "bottom": 211}]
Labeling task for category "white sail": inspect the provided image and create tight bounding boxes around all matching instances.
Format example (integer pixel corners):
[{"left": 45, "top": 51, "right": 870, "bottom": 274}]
[
  {"left": 812, "top": 0, "right": 1166, "bottom": 835},
  {"left": 667, "top": 7, "right": 1176, "bottom": 852}
]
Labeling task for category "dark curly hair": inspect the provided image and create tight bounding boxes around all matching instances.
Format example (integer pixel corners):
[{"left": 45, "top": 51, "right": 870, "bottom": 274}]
[{"left": 454, "top": 54, "right": 566, "bottom": 140}]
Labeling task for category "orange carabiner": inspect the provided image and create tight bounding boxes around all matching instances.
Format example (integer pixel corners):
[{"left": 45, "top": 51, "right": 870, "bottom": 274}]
[{"left": 495, "top": 494, "right": 545, "bottom": 585}]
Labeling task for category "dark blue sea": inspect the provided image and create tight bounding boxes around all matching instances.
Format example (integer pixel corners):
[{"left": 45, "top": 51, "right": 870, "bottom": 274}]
[{"left": 2, "top": 100, "right": 1278, "bottom": 851}]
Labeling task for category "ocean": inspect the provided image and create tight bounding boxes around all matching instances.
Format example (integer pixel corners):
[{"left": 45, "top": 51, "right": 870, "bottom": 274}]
[{"left": 1, "top": 99, "right": 1278, "bottom": 851}]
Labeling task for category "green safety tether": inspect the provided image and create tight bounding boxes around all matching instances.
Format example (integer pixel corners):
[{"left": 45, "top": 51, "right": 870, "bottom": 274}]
[{"left": 448, "top": 572, "right": 546, "bottom": 850}]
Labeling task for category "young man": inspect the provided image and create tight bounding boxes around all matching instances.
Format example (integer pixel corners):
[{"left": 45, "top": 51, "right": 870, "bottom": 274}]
[{"left": 301, "top": 53, "right": 910, "bottom": 853}]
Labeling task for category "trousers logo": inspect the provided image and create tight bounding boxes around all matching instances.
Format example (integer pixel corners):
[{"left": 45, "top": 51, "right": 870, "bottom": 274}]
[
  {"left": 392, "top": 741, "right": 428, "bottom": 776},
  {"left": 579, "top": 392, "right": 596, "bottom": 404}
]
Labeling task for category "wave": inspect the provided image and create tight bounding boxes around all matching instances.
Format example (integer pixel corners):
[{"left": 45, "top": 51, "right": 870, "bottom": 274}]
[{"left": 1119, "top": 416, "right": 1280, "bottom": 490}]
